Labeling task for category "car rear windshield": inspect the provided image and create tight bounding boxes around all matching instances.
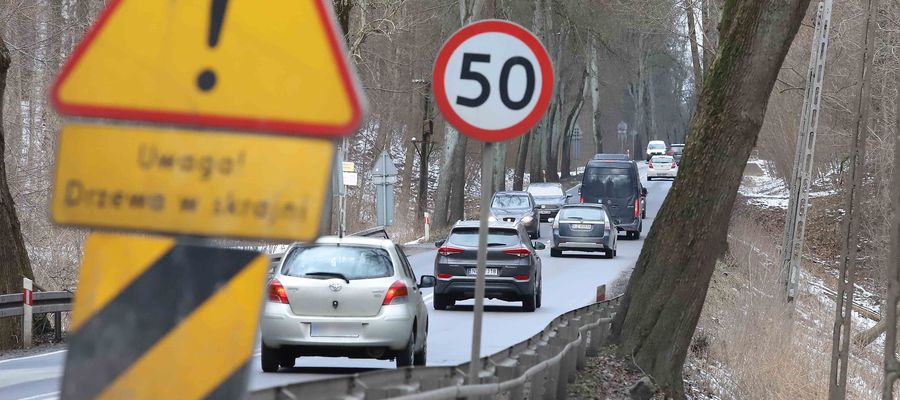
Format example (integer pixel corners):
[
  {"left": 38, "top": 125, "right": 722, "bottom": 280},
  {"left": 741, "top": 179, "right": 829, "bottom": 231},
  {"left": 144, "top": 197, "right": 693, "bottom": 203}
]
[
  {"left": 527, "top": 185, "right": 563, "bottom": 196},
  {"left": 670, "top": 146, "right": 684, "bottom": 153},
  {"left": 281, "top": 245, "right": 393, "bottom": 280},
  {"left": 583, "top": 168, "right": 635, "bottom": 198},
  {"left": 558, "top": 207, "right": 606, "bottom": 221},
  {"left": 652, "top": 156, "right": 674, "bottom": 163},
  {"left": 492, "top": 195, "right": 530, "bottom": 208},
  {"left": 648, "top": 143, "right": 666, "bottom": 150},
  {"left": 448, "top": 228, "right": 521, "bottom": 247}
]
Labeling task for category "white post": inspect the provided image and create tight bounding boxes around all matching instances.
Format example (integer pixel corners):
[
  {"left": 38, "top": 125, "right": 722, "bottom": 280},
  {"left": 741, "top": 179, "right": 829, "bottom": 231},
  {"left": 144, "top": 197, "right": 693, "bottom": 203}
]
[
  {"left": 424, "top": 212, "right": 431, "bottom": 242},
  {"left": 23, "top": 277, "right": 33, "bottom": 349}
]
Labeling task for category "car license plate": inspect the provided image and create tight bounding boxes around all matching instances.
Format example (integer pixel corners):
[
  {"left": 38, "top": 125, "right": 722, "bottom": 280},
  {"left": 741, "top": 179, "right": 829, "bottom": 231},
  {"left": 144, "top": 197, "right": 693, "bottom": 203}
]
[
  {"left": 572, "top": 224, "right": 592, "bottom": 230},
  {"left": 309, "top": 323, "right": 361, "bottom": 338},
  {"left": 467, "top": 268, "right": 499, "bottom": 276}
]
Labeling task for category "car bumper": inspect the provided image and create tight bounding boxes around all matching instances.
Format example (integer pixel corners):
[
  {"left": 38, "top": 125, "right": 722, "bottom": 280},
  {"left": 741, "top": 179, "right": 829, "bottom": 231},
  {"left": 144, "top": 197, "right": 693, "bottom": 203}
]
[
  {"left": 537, "top": 209, "right": 559, "bottom": 219},
  {"left": 552, "top": 234, "right": 611, "bottom": 251},
  {"left": 647, "top": 169, "right": 677, "bottom": 178},
  {"left": 614, "top": 218, "right": 641, "bottom": 232},
  {"left": 435, "top": 277, "right": 534, "bottom": 301},
  {"left": 260, "top": 303, "right": 413, "bottom": 351}
]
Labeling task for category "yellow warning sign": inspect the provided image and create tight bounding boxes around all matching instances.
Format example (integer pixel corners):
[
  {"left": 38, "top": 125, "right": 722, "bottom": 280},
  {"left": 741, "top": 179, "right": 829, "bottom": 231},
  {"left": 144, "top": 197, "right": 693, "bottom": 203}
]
[
  {"left": 51, "top": 0, "right": 365, "bottom": 137},
  {"left": 52, "top": 124, "right": 334, "bottom": 240}
]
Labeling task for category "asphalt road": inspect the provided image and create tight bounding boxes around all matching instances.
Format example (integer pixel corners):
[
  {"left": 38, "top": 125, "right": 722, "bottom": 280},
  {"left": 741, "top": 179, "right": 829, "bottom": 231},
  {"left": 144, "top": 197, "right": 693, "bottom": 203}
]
[{"left": 0, "top": 163, "right": 672, "bottom": 399}]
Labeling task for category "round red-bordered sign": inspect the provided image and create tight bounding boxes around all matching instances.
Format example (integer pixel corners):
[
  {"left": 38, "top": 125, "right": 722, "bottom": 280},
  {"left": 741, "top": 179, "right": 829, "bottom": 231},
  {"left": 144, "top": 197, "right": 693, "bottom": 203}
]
[{"left": 433, "top": 20, "right": 554, "bottom": 142}]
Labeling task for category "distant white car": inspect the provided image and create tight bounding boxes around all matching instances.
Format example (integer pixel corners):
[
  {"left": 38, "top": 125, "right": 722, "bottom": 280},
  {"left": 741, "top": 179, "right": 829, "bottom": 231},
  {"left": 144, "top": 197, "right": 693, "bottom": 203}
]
[
  {"left": 647, "top": 155, "right": 678, "bottom": 180},
  {"left": 646, "top": 140, "right": 667, "bottom": 161},
  {"left": 260, "top": 236, "right": 435, "bottom": 371}
]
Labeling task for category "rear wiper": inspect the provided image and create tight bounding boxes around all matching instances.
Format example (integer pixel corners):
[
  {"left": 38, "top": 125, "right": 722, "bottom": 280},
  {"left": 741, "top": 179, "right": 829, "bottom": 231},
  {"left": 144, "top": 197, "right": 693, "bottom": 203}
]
[
  {"left": 487, "top": 242, "right": 507, "bottom": 247},
  {"left": 565, "top": 216, "right": 584, "bottom": 220},
  {"left": 304, "top": 272, "right": 350, "bottom": 283}
]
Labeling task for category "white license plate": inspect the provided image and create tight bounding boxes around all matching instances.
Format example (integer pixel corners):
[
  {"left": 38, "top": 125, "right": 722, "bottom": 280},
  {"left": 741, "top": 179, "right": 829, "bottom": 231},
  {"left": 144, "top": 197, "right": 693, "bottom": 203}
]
[
  {"left": 309, "top": 323, "right": 361, "bottom": 338},
  {"left": 467, "top": 268, "right": 499, "bottom": 276},
  {"left": 572, "top": 224, "right": 592, "bottom": 230}
]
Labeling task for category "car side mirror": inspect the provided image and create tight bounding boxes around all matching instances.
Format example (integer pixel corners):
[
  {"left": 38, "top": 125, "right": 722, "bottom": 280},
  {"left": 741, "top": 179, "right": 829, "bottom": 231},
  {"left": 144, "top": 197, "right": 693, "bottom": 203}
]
[
  {"left": 434, "top": 240, "right": 445, "bottom": 248},
  {"left": 565, "top": 194, "right": 573, "bottom": 198},
  {"left": 548, "top": 218, "right": 555, "bottom": 223},
  {"left": 642, "top": 188, "right": 648, "bottom": 196},
  {"left": 532, "top": 241, "right": 546, "bottom": 250},
  {"left": 419, "top": 275, "right": 436, "bottom": 288}
]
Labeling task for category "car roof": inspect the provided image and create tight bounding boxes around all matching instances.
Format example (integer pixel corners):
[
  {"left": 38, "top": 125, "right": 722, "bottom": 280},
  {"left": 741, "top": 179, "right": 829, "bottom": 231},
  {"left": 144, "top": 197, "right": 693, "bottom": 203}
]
[
  {"left": 648, "top": 140, "right": 666, "bottom": 144},
  {"left": 527, "top": 182, "right": 562, "bottom": 187},
  {"left": 313, "top": 235, "right": 396, "bottom": 249},
  {"left": 592, "top": 153, "right": 630, "bottom": 160},
  {"left": 671, "top": 143, "right": 685, "bottom": 146},
  {"left": 585, "top": 159, "right": 636, "bottom": 169},
  {"left": 494, "top": 191, "right": 530, "bottom": 196},
  {"left": 452, "top": 220, "right": 520, "bottom": 229},
  {"left": 560, "top": 203, "right": 606, "bottom": 210}
]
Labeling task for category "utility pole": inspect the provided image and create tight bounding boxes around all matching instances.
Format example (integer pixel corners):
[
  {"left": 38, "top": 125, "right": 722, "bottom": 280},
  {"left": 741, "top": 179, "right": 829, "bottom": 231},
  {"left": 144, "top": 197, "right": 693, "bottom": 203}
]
[
  {"left": 412, "top": 79, "right": 435, "bottom": 221},
  {"left": 829, "top": 0, "right": 877, "bottom": 397},
  {"left": 781, "top": 0, "right": 832, "bottom": 302}
]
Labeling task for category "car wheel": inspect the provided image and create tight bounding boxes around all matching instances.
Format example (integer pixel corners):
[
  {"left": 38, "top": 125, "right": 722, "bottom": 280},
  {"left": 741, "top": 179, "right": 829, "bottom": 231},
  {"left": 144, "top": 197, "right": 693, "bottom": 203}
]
[
  {"left": 413, "top": 332, "right": 427, "bottom": 366},
  {"left": 261, "top": 344, "right": 280, "bottom": 373},
  {"left": 280, "top": 354, "right": 296, "bottom": 368},
  {"left": 535, "top": 228, "right": 541, "bottom": 239},
  {"left": 642, "top": 210, "right": 646, "bottom": 219},
  {"left": 536, "top": 281, "right": 542, "bottom": 309},
  {"left": 433, "top": 294, "right": 452, "bottom": 310},
  {"left": 396, "top": 332, "right": 415, "bottom": 368},
  {"left": 550, "top": 248, "right": 561, "bottom": 257},
  {"left": 522, "top": 284, "right": 537, "bottom": 312}
]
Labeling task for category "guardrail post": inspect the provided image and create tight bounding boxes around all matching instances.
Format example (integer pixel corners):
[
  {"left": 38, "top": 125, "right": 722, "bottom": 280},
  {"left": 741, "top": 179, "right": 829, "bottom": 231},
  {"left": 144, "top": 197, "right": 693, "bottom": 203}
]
[
  {"left": 571, "top": 315, "right": 588, "bottom": 370},
  {"left": 544, "top": 332, "right": 562, "bottom": 400},
  {"left": 23, "top": 278, "right": 32, "bottom": 349},
  {"left": 532, "top": 342, "right": 551, "bottom": 399},
  {"left": 54, "top": 311, "right": 62, "bottom": 342},
  {"left": 518, "top": 349, "right": 539, "bottom": 399},
  {"left": 565, "top": 323, "right": 579, "bottom": 384}
]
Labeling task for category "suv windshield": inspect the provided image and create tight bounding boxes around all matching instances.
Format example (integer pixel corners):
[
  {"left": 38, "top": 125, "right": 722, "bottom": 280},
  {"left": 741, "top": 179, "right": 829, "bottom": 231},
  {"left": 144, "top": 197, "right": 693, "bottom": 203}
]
[
  {"left": 558, "top": 207, "right": 606, "bottom": 221},
  {"left": 670, "top": 146, "right": 684, "bottom": 154},
  {"left": 281, "top": 245, "right": 393, "bottom": 280},
  {"left": 583, "top": 168, "right": 634, "bottom": 198},
  {"left": 448, "top": 228, "right": 520, "bottom": 247},
  {"left": 527, "top": 185, "right": 563, "bottom": 197},
  {"left": 648, "top": 143, "right": 666, "bottom": 150},
  {"left": 492, "top": 195, "right": 530, "bottom": 208}
]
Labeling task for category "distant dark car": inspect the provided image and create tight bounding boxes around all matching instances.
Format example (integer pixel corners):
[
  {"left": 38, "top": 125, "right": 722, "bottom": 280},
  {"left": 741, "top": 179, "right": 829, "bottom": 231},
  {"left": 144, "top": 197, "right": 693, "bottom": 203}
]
[
  {"left": 668, "top": 144, "right": 685, "bottom": 164},
  {"left": 580, "top": 159, "right": 646, "bottom": 239},
  {"left": 526, "top": 182, "right": 570, "bottom": 221},
  {"left": 592, "top": 153, "right": 631, "bottom": 161},
  {"left": 489, "top": 191, "right": 540, "bottom": 238},
  {"left": 433, "top": 221, "right": 544, "bottom": 312},
  {"left": 550, "top": 204, "right": 617, "bottom": 258}
]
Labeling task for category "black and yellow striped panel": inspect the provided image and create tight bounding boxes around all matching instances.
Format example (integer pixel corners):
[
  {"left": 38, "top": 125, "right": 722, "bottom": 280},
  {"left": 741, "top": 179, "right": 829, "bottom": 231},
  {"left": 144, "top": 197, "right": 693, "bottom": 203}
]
[{"left": 62, "top": 233, "right": 268, "bottom": 400}]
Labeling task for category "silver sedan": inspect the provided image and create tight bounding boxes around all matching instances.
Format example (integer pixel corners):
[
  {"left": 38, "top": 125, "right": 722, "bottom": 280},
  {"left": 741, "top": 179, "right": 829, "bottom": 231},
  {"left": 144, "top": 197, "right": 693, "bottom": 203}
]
[{"left": 260, "top": 236, "right": 435, "bottom": 371}]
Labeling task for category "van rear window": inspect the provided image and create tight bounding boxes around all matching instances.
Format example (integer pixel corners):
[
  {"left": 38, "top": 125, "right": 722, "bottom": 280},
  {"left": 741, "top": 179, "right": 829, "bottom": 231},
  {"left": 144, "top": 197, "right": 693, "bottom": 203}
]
[{"left": 583, "top": 168, "right": 634, "bottom": 198}]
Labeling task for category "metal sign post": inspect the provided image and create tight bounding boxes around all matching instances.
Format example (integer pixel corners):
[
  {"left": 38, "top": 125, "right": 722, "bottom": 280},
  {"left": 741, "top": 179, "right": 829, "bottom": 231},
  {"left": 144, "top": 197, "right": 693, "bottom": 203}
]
[
  {"left": 432, "top": 20, "right": 554, "bottom": 388},
  {"left": 372, "top": 151, "right": 398, "bottom": 227},
  {"left": 617, "top": 121, "right": 628, "bottom": 154},
  {"left": 781, "top": 0, "right": 832, "bottom": 302}
]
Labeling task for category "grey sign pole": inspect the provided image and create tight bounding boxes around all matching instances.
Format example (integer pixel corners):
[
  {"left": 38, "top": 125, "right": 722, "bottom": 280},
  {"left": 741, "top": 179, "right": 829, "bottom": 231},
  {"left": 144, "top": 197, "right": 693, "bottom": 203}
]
[
  {"left": 617, "top": 121, "right": 627, "bottom": 154},
  {"left": 372, "top": 151, "right": 398, "bottom": 227},
  {"left": 468, "top": 141, "right": 493, "bottom": 386}
]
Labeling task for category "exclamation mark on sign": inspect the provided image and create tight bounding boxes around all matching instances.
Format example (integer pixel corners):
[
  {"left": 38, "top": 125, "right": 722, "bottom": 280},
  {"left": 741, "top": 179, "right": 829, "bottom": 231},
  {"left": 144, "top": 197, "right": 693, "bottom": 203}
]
[{"left": 197, "top": 0, "right": 229, "bottom": 92}]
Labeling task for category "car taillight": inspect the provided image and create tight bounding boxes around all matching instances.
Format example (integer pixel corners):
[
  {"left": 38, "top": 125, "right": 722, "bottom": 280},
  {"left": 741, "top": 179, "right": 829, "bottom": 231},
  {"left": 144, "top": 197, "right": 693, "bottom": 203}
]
[
  {"left": 635, "top": 198, "right": 640, "bottom": 218},
  {"left": 514, "top": 275, "right": 530, "bottom": 281},
  {"left": 438, "top": 246, "right": 464, "bottom": 256},
  {"left": 672, "top": 161, "right": 677, "bottom": 168},
  {"left": 579, "top": 196, "right": 584, "bottom": 203},
  {"left": 503, "top": 248, "right": 531, "bottom": 258},
  {"left": 382, "top": 281, "right": 409, "bottom": 305},
  {"left": 268, "top": 279, "right": 289, "bottom": 304},
  {"left": 648, "top": 162, "right": 653, "bottom": 169},
  {"left": 437, "top": 273, "right": 453, "bottom": 279}
]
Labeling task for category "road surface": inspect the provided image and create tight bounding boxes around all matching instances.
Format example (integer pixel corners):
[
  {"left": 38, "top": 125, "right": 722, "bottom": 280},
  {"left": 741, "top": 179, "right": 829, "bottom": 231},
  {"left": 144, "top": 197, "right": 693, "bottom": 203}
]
[{"left": 0, "top": 163, "right": 671, "bottom": 399}]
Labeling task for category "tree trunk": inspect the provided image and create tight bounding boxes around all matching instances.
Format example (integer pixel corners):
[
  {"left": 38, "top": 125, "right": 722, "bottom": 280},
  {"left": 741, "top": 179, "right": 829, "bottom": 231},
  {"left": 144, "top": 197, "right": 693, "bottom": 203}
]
[
  {"left": 685, "top": 0, "right": 704, "bottom": 94},
  {"left": 0, "top": 34, "right": 38, "bottom": 350},
  {"left": 609, "top": 0, "right": 810, "bottom": 397},
  {"left": 512, "top": 133, "right": 530, "bottom": 191},
  {"left": 702, "top": 0, "right": 722, "bottom": 73},
  {"left": 491, "top": 141, "right": 506, "bottom": 193},
  {"left": 589, "top": 38, "right": 603, "bottom": 154},
  {"left": 448, "top": 136, "right": 469, "bottom": 222},
  {"left": 545, "top": 88, "right": 562, "bottom": 182},
  {"left": 432, "top": 125, "right": 459, "bottom": 229},
  {"left": 559, "top": 69, "right": 588, "bottom": 178}
]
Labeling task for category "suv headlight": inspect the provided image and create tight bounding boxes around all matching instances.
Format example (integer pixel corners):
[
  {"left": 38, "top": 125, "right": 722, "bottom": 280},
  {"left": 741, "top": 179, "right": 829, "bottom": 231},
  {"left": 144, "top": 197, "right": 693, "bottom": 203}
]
[
  {"left": 488, "top": 216, "right": 497, "bottom": 222},
  {"left": 521, "top": 215, "right": 534, "bottom": 223}
]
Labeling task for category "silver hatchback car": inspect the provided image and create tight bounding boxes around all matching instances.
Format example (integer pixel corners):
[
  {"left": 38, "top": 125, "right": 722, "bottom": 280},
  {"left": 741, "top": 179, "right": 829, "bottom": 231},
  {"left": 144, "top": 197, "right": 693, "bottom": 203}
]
[{"left": 260, "top": 236, "right": 436, "bottom": 371}]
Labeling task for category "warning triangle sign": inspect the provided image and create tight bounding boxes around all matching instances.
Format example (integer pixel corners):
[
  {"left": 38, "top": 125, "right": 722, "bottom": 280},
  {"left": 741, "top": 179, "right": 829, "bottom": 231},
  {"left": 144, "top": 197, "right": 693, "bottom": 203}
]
[{"left": 52, "top": 0, "right": 365, "bottom": 137}]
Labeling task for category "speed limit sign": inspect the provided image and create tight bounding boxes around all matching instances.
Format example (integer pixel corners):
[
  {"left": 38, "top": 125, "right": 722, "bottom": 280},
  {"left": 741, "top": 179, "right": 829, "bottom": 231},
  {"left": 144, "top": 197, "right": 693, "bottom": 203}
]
[{"left": 433, "top": 20, "right": 554, "bottom": 142}]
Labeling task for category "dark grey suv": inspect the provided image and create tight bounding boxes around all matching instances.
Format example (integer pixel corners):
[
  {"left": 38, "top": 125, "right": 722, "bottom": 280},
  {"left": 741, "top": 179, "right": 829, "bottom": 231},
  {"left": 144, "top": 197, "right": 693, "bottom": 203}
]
[
  {"left": 489, "top": 191, "right": 540, "bottom": 238},
  {"left": 432, "top": 221, "right": 544, "bottom": 312}
]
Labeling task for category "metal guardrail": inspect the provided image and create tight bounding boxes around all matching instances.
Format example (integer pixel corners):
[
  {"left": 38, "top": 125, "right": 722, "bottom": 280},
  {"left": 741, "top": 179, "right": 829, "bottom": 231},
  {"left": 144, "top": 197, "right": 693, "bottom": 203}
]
[
  {"left": 0, "top": 290, "right": 73, "bottom": 343},
  {"left": 250, "top": 295, "right": 621, "bottom": 400}
]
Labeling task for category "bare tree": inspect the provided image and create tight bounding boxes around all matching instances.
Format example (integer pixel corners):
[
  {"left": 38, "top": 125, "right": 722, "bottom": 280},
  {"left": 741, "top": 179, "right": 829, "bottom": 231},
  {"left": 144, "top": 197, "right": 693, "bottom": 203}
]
[
  {"left": 0, "top": 34, "right": 38, "bottom": 350},
  {"left": 609, "top": 0, "right": 811, "bottom": 397}
]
